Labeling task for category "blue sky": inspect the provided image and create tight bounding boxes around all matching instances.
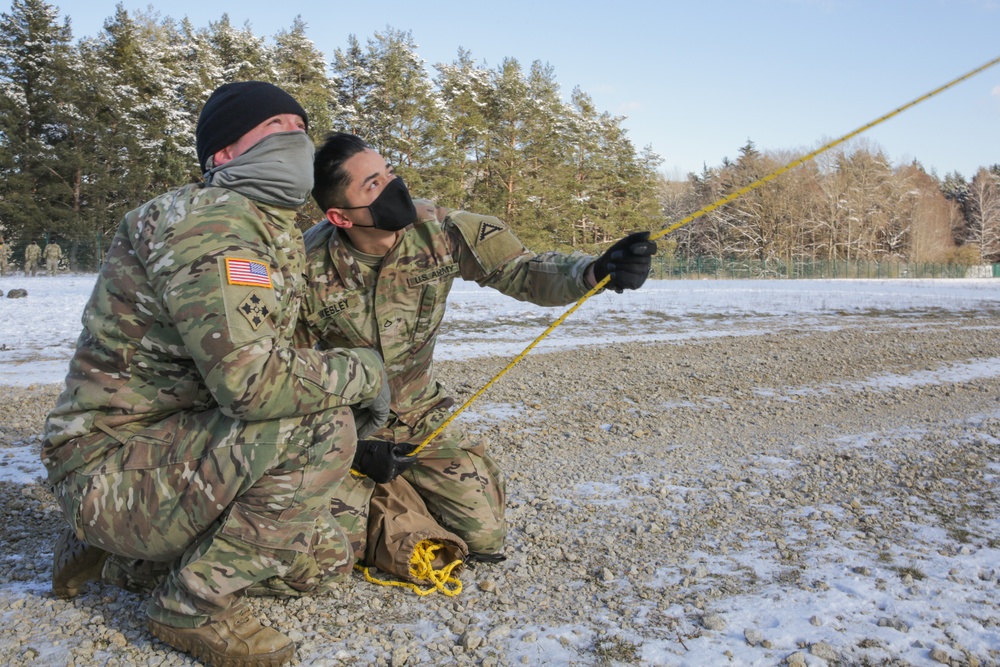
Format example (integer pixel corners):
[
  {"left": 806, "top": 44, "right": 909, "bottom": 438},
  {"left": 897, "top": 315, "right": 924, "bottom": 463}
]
[{"left": 33, "top": 0, "right": 1000, "bottom": 179}]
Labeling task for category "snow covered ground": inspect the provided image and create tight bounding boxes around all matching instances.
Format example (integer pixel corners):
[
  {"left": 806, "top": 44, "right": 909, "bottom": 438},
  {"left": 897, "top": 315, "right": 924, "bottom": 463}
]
[
  {"left": 3, "top": 273, "right": 998, "bottom": 386},
  {"left": 1, "top": 274, "right": 999, "bottom": 666}
]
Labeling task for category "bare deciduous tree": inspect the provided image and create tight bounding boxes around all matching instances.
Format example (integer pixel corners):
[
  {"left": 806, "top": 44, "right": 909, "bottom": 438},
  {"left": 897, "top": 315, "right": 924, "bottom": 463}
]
[{"left": 966, "top": 168, "right": 1000, "bottom": 262}]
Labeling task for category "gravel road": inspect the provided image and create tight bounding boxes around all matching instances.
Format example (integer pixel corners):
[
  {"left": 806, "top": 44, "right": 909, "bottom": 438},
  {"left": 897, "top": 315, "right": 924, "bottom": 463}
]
[{"left": 1, "top": 311, "right": 998, "bottom": 666}]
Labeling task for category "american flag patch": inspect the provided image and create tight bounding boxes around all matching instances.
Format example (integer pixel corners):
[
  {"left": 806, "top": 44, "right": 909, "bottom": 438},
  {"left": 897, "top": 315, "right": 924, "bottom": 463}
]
[{"left": 225, "top": 258, "right": 273, "bottom": 288}]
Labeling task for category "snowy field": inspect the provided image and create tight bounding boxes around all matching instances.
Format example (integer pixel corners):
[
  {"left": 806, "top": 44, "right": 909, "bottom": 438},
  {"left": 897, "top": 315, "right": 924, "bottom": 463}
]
[
  {"left": 2, "top": 273, "right": 998, "bottom": 386},
  {"left": 1, "top": 274, "right": 999, "bottom": 666}
]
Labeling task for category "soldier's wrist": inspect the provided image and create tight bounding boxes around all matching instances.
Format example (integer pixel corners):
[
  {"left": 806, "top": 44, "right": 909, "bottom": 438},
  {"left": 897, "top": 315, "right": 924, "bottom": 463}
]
[{"left": 353, "top": 348, "right": 387, "bottom": 397}]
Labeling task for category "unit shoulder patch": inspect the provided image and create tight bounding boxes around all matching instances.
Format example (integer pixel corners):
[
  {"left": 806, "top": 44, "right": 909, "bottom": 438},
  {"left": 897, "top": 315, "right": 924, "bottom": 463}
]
[
  {"left": 447, "top": 211, "right": 526, "bottom": 275},
  {"left": 238, "top": 291, "right": 271, "bottom": 330},
  {"left": 478, "top": 220, "right": 505, "bottom": 242}
]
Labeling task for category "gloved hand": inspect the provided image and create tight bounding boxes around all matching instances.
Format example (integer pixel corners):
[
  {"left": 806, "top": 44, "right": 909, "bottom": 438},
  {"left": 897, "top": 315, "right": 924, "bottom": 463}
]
[
  {"left": 352, "top": 350, "right": 391, "bottom": 439},
  {"left": 591, "top": 231, "right": 657, "bottom": 293},
  {"left": 352, "top": 439, "right": 418, "bottom": 484}
]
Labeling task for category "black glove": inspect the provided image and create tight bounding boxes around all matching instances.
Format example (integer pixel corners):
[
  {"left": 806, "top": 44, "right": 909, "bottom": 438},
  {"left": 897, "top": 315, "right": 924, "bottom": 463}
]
[
  {"left": 591, "top": 231, "right": 657, "bottom": 293},
  {"left": 352, "top": 439, "right": 417, "bottom": 484}
]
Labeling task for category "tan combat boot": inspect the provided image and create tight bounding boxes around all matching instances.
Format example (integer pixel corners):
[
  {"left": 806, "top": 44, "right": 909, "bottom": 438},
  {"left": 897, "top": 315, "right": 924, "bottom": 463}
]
[
  {"left": 147, "top": 605, "right": 295, "bottom": 667},
  {"left": 52, "top": 526, "right": 109, "bottom": 599}
]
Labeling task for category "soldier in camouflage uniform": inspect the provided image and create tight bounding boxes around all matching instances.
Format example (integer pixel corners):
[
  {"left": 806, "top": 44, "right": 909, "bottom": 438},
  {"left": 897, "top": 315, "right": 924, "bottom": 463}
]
[
  {"left": 0, "top": 235, "right": 10, "bottom": 276},
  {"left": 302, "top": 133, "right": 657, "bottom": 564},
  {"left": 24, "top": 240, "right": 40, "bottom": 276},
  {"left": 43, "top": 239, "right": 62, "bottom": 275},
  {"left": 43, "top": 84, "right": 394, "bottom": 667}
]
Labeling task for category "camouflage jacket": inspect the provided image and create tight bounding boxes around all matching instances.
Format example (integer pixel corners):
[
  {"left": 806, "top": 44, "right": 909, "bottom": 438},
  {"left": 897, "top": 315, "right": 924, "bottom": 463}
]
[
  {"left": 44, "top": 184, "right": 383, "bottom": 484},
  {"left": 44, "top": 243, "right": 62, "bottom": 260},
  {"left": 25, "top": 244, "right": 40, "bottom": 261},
  {"left": 300, "top": 201, "right": 595, "bottom": 431}
]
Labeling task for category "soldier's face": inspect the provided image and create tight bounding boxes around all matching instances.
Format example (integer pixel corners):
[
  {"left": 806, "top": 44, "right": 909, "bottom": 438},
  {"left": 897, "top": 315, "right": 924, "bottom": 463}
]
[
  {"left": 213, "top": 114, "right": 307, "bottom": 167},
  {"left": 340, "top": 149, "right": 399, "bottom": 224}
]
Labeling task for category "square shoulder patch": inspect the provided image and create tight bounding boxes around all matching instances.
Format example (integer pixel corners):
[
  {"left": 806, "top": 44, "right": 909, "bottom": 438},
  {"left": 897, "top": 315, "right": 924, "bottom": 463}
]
[
  {"left": 225, "top": 258, "right": 273, "bottom": 288},
  {"left": 449, "top": 211, "right": 525, "bottom": 274}
]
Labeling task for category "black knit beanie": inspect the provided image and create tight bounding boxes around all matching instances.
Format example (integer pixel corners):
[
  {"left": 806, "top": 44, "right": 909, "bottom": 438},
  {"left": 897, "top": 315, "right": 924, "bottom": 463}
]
[{"left": 196, "top": 81, "right": 309, "bottom": 171}]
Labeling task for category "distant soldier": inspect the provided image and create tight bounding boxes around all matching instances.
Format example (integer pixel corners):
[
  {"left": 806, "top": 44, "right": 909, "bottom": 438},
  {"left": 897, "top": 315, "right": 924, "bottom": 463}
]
[
  {"left": 0, "top": 236, "right": 10, "bottom": 276},
  {"left": 43, "top": 240, "right": 62, "bottom": 275},
  {"left": 302, "top": 133, "right": 657, "bottom": 565},
  {"left": 23, "top": 241, "right": 41, "bottom": 276}
]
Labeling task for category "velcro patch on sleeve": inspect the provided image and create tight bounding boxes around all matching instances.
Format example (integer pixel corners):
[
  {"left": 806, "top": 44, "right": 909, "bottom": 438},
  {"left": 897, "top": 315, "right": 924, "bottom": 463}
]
[
  {"left": 449, "top": 211, "right": 526, "bottom": 274},
  {"left": 238, "top": 291, "right": 271, "bottom": 330},
  {"left": 477, "top": 219, "right": 505, "bottom": 242},
  {"left": 225, "top": 258, "right": 273, "bottom": 288}
]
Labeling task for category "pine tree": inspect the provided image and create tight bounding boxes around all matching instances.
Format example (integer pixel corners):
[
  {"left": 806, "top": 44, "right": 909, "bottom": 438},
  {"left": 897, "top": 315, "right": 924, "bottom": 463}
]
[
  {"left": 208, "top": 14, "right": 273, "bottom": 82},
  {"left": 0, "top": 0, "right": 78, "bottom": 259},
  {"left": 480, "top": 58, "right": 532, "bottom": 228},
  {"left": 348, "top": 28, "right": 442, "bottom": 197},
  {"left": 273, "top": 16, "right": 335, "bottom": 140},
  {"left": 433, "top": 48, "right": 491, "bottom": 208},
  {"left": 63, "top": 8, "right": 195, "bottom": 268},
  {"left": 99, "top": 8, "right": 192, "bottom": 189},
  {"left": 564, "top": 87, "right": 662, "bottom": 251},
  {"left": 516, "top": 60, "right": 574, "bottom": 248},
  {"left": 176, "top": 17, "right": 224, "bottom": 144},
  {"left": 329, "top": 34, "right": 371, "bottom": 135}
]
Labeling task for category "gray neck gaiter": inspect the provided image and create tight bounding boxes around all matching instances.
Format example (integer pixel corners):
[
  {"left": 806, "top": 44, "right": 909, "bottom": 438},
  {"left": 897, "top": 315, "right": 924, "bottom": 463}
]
[{"left": 204, "top": 131, "right": 315, "bottom": 209}]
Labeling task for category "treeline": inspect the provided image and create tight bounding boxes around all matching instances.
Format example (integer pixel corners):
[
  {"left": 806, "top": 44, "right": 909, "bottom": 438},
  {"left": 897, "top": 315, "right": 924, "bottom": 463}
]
[
  {"left": 2, "top": 1, "right": 998, "bottom": 273},
  {"left": 663, "top": 141, "right": 1000, "bottom": 267},
  {"left": 0, "top": 0, "right": 661, "bottom": 269}
]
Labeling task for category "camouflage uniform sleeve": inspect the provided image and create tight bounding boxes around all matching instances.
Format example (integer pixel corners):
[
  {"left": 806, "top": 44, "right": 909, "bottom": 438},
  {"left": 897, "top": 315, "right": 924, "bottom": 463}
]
[
  {"left": 150, "top": 202, "right": 382, "bottom": 421},
  {"left": 292, "top": 304, "right": 319, "bottom": 349},
  {"left": 413, "top": 198, "right": 449, "bottom": 223},
  {"left": 445, "top": 211, "right": 595, "bottom": 306}
]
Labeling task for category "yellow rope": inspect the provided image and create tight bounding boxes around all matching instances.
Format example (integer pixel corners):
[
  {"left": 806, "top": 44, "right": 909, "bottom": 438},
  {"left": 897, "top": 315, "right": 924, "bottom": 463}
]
[
  {"left": 355, "top": 540, "right": 464, "bottom": 597},
  {"left": 409, "top": 541, "right": 464, "bottom": 595},
  {"left": 409, "top": 54, "right": 1000, "bottom": 456}
]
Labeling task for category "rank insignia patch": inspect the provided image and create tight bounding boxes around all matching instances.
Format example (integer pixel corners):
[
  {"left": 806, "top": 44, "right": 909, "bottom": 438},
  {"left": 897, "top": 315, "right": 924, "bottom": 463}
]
[
  {"left": 226, "top": 258, "right": 273, "bottom": 288},
  {"left": 477, "top": 220, "right": 505, "bottom": 243},
  {"left": 239, "top": 291, "right": 271, "bottom": 330}
]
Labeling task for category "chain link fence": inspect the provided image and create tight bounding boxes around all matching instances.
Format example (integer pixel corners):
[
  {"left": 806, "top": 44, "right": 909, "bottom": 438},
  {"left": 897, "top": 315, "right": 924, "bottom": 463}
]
[{"left": 651, "top": 257, "right": 997, "bottom": 280}]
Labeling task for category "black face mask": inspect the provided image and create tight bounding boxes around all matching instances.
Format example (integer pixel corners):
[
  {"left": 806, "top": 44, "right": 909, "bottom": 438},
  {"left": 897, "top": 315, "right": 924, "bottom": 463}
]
[{"left": 341, "top": 177, "right": 417, "bottom": 232}]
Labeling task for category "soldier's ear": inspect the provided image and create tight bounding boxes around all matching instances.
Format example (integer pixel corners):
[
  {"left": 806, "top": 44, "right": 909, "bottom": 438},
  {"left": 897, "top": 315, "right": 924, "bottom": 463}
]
[
  {"left": 325, "top": 208, "right": 352, "bottom": 229},
  {"left": 212, "top": 146, "right": 235, "bottom": 167}
]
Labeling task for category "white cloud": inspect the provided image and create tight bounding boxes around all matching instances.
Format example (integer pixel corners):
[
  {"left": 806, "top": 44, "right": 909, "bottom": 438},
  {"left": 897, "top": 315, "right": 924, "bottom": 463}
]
[{"left": 617, "top": 101, "right": 643, "bottom": 113}]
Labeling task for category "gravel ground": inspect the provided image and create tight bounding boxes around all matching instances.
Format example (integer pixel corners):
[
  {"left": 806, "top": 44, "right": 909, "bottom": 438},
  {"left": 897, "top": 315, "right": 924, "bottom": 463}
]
[{"left": 1, "top": 312, "right": 999, "bottom": 666}]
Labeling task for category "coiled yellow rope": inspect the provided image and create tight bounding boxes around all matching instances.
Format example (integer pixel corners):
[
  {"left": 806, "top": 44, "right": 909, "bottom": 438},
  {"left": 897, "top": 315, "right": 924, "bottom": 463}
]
[
  {"left": 363, "top": 56, "right": 1000, "bottom": 599},
  {"left": 356, "top": 540, "right": 464, "bottom": 597}
]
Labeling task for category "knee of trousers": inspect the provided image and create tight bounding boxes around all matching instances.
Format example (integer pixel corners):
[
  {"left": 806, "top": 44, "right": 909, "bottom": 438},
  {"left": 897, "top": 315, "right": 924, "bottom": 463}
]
[
  {"left": 58, "top": 405, "right": 357, "bottom": 561},
  {"left": 458, "top": 517, "right": 506, "bottom": 555},
  {"left": 224, "top": 405, "right": 358, "bottom": 523}
]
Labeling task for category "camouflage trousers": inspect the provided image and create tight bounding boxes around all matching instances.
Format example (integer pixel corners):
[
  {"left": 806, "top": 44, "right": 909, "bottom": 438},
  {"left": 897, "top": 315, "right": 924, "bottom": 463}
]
[
  {"left": 46, "top": 258, "right": 58, "bottom": 275},
  {"left": 24, "top": 260, "right": 38, "bottom": 276},
  {"left": 53, "top": 405, "right": 356, "bottom": 628},
  {"left": 332, "top": 412, "right": 506, "bottom": 561}
]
